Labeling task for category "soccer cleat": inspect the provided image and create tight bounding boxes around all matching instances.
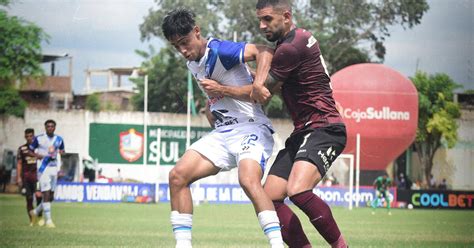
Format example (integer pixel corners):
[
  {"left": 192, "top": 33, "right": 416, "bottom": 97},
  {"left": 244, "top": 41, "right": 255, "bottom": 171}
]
[
  {"left": 38, "top": 217, "right": 45, "bottom": 226},
  {"left": 29, "top": 210, "right": 38, "bottom": 225},
  {"left": 45, "top": 221, "right": 56, "bottom": 228}
]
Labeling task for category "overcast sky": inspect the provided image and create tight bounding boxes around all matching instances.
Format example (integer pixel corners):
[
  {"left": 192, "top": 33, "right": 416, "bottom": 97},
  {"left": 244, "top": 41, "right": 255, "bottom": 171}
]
[{"left": 6, "top": 0, "right": 474, "bottom": 93}]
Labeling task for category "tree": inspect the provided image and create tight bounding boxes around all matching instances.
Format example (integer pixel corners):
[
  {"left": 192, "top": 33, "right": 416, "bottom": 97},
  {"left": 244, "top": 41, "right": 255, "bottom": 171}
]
[
  {"left": 132, "top": 46, "right": 206, "bottom": 113},
  {"left": 0, "top": 0, "right": 49, "bottom": 117},
  {"left": 85, "top": 93, "right": 101, "bottom": 112},
  {"left": 411, "top": 71, "right": 461, "bottom": 184},
  {"left": 138, "top": 0, "right": 429, "bottom": 115},
  {"left": 0, "top": 88, "right": 27, "bottom": 117},
  {"left": 0, "top": 0, "right": 48, "bottom": 85}
]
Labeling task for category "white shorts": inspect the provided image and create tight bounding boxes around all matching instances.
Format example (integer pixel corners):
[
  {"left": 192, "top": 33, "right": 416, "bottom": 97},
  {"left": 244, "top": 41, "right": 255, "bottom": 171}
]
[
  {"left": 38, "top": 166, "right": 58, "bottom": 192},
  {"left": 189, "top": 123, "right": 274, "bottom": 171}
]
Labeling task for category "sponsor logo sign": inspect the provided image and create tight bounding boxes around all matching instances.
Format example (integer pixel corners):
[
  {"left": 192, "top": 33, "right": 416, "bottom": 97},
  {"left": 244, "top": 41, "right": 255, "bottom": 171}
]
[
  {"left": 54, "top": 182, "right": 155, "bottom": 203},
  {"left": 408, "top": 190, "right": 474, "bottom": 210},
  {"left": 119, "top": 129, "right": 143, "bottom": 162},
  {"left": 90, "top": 123, "right": 212, "bottom": 165}
]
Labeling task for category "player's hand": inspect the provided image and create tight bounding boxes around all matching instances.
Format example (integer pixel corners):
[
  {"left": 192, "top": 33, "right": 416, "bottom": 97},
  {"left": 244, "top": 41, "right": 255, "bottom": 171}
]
[
  {"left": 16, "top": 177, "right": 22, "bottom": 187},
  {"left": 200, "top": 79, "right": 223, "bottom": 97},
  {"left": 250, "top": 84, "right": 271, "bottom": 104}
]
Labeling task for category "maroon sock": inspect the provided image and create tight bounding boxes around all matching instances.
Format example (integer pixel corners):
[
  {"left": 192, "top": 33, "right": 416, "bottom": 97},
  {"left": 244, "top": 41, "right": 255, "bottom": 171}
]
[
  {"left": 290, "top": 190, "right": 342, "bottom": 244},
  {"left": 26, "top": 196, "right": 33, "bottom": 221},
  {"left": 37, "top": 196, "right": 43, "bottom": 217},
  {"left": 273, "top": 201, "right": 312, "bottom": 248}
]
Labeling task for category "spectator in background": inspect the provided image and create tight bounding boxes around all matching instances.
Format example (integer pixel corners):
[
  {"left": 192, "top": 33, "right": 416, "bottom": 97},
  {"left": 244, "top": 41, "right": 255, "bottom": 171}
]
[
  {"left": 397, "top": 173, "right": 407, "bottom": 189},
  {"left": 114, "top": 168, "right": 123, "bottom": 182},
  {"left": 429, "top": 174, "right": 437, "bottom": 189},
  {"left": 411, "top": 180, "right": 421, "bottom": 190},
  {"left": 438, "top": 178, "right": 447, "bottom": 190},
  {"left": 82, "top": 155, "right": 96, "bottom": 183},
  {"left": 0, "top": 150, "right": 15, "bottom": 192}
]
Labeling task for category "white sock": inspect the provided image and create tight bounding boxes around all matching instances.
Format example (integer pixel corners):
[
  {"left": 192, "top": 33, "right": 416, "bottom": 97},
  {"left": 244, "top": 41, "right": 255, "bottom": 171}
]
[
  {"left": 258, "top": 210, "right": 284, "bottom": 247},
  {"left": 170, "top": 211, "right": 193, "bottom": 248},
  {"left": 43, "top": 202, "right": 52, "bottom": 223},
  {"left": 34, "top": 203, "right": 43, "bottom": 215}
]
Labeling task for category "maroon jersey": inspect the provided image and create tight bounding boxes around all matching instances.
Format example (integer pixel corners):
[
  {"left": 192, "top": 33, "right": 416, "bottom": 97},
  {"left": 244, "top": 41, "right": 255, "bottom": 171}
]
[
  {"left": 17, "top": 144, "right": 37, "bottom": 181},
  {"left": 270, "top": 28, "right": 343, "bottom": 132}
]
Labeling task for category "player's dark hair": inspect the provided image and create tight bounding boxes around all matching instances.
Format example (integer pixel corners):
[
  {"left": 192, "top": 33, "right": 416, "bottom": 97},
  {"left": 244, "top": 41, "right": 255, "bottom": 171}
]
[
  {"left": 162, "top": 8, "right": 196, "bottom": 41},
  {"left": 256, "top": 0, "right": 291, "bottom": 11},
  {"left": 44, "top": 119, "right": 56, "bottom": 126},
  {"left": 24, "top": 128, "right": 34, "bottom": 135}
]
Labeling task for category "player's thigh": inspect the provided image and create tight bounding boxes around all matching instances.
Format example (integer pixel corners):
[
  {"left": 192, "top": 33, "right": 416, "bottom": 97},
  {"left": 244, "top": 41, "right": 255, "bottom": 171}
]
[
  {"left": 264, "top": 175, "right": 288, "bottom": 201},
  {"left": 39, "top": 172, "right": 51, "bottom": 192},
  {"left": 264, "top": 148, "right": 294, "bottom": 200},
  {"left": 50, "top": 172, "right": 57, "bottom": 193},
  {"left": 287, "top": 160, "right": 322, "bottom": 196},
  {"left": 238, "top": 159, "right": 263, "bottom": 188},
  {"left": 233, "top": 124, "right": 274, "bottom": 168},
  {"left": 294, "top": 125, "right": 346, "bottom": 179},
  {"left": 189, "top": 130, "right": 235, "bottom": 170},
  {"left": 171, "top": 149, "right": 220, "bottom": 185}
]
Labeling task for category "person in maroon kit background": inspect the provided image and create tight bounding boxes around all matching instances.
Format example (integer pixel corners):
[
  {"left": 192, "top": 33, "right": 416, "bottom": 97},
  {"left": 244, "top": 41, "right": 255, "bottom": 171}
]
[
  {"left": 252, "top": 0, "right": 348, "bottom": 247},
  {"left": 17, "top": 128, "right": 43, "bottom": 226}
]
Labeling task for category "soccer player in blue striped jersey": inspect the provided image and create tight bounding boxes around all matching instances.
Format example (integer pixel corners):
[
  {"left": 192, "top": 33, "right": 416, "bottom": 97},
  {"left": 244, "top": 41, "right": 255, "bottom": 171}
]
[
  {"left": 29, "top": 119, "right": 65, "bottom": 228},
  {"left": 162, "top": 8, "right": 283, "bottom": 248}
]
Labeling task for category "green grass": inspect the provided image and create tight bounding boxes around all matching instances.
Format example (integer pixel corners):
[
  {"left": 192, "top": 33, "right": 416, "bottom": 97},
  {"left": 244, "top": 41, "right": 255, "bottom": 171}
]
[{"left": 1, "top": 194, "right": 473, "bottom": 247}]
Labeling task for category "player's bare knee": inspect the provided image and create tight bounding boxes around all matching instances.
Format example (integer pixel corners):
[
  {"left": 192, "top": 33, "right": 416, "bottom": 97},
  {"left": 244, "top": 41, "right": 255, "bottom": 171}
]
[
  {"left": 168, "top": 168, "right": 188, "bottom": 188},
  {"left": 287, "top": 184, "right": 309, "bottom": 197},
  {"left": 238, "top": 175, "right": 260, "bottom": 193}
]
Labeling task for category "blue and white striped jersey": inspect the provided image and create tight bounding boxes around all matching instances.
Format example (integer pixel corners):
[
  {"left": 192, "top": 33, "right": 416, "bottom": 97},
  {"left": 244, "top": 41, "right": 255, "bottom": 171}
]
[
  {"left": 187, "top": 38, "right": 272, "bottom": 129},
  {"left": 30, "top": 134, "right": 65, "bottom": 172}
]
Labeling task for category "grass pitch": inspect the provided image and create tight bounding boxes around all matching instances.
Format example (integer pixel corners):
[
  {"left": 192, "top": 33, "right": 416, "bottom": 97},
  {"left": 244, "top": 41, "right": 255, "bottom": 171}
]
[{"left": 1, "top": 194, "right": 473, "bottom": 247}]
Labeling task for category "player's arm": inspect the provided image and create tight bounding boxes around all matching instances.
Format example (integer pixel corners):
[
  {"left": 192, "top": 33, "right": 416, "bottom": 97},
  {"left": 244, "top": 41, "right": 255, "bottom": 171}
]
[
  {"left": 58, "top": 139, "right": 65, "bottom": 155},
  {"left": 16, "top": 149, "right": 22, "bottom": 185},
  {"left": 204, "top": 101, "right": 216, "bottom": 128},
  {"left": 200, "top": 79, "right": 253, "bottom": 102},
  {"left": 243, "top": 44, "right": 276, "bottom": 104}
]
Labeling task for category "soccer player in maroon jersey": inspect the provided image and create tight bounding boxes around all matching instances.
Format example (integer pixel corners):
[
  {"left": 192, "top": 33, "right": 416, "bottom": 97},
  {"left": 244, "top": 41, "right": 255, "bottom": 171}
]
[
  {"left": 252, "top": 1, "right": 348, "bottom": 247},
  {"left": 16, "top": 128, "right": 43, "bottom": 226}
]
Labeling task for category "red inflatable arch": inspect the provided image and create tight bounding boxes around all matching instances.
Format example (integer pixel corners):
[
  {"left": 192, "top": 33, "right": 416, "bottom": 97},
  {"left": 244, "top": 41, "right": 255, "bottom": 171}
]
[{"left": 331, "top": 63, "right": 418, "bottom": 170}]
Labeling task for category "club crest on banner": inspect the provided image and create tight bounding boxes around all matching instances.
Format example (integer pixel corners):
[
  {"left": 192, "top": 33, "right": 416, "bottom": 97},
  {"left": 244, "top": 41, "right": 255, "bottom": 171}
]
[{"left": 119, "top": 129, "right": 144, "bottom": 162}]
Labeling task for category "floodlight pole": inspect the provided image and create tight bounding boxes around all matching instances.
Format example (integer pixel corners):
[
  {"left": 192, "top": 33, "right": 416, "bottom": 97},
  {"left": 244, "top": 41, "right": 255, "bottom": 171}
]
[{"left": 143, "top": 75, "right": 148, "bottom": 167}]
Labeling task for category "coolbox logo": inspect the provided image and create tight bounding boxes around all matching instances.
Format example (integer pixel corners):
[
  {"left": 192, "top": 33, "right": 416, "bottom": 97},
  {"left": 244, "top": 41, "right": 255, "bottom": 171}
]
[{"left": 337, "top": 105, "right": 410, "bottom": 123}]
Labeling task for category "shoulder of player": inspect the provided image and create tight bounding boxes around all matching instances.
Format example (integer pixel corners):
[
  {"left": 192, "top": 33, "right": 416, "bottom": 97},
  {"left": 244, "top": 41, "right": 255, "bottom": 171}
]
[
  {"left": 55, "top": 135, "right": 65, "bottom": 142},
  {"left": 274, "top": 42, "right": 299, "bottom": 57},
  {"left": 34, "top": 133, "right": 46, "bottom": 141}
]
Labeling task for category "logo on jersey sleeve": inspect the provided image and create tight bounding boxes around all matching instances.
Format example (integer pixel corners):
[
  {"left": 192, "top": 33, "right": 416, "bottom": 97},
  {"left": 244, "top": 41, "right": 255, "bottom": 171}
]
[
  {"left": 306, "top": 35, "right": 317, "bottom": 48},
  {"left": 119, "top": 129, "right": 144, "bottom": 162}
]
